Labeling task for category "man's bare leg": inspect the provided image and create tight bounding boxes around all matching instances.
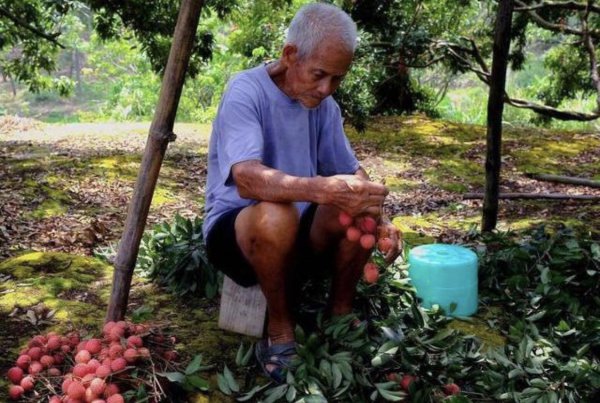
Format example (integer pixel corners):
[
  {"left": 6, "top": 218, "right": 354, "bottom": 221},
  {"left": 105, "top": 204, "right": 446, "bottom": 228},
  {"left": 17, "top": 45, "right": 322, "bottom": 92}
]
[
  {"left": 308, "top": 205, "right": 372, "bottom": 316},
  {"left": 235, "top": 201, "right": 299, "bottom": 344}
]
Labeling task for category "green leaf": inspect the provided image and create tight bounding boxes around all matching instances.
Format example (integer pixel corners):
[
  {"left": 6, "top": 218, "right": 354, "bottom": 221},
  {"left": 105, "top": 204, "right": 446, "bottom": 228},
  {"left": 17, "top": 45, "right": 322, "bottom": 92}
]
[
  {"left": 217, "top": 373, "right": 232, "bottom": 395},
  {"left": 236, "top": 383, "right": 271, "bottom": 402},
  {"left": 186, "top": 375, "right": 210, "bottom": 391},
  {"left": 185, "top": 354, "right": 204, "bottom": 375},
  {"left": 223, "top": 365, "right": 239, "bottom": 393},
  {"left": 157, "top": 371, "right": 186, "bottom": 383}
]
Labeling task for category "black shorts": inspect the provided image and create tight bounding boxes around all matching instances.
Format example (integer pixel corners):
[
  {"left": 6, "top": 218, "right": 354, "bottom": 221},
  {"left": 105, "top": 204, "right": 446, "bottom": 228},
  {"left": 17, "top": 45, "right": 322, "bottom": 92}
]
[{"left": 205, "top": 204, "right": 320, "bottom": 287}]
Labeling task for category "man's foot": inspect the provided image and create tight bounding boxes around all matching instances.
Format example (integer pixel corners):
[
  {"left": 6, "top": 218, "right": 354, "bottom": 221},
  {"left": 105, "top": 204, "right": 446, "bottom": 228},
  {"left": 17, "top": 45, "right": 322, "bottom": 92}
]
[{"left": 255, "top": 339, "right": 297, "bottom": 384}]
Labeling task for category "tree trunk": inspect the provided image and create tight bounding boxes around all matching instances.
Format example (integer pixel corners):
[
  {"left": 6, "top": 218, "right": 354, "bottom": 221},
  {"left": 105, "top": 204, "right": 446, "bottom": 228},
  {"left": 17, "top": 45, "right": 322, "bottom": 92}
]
[
  {"left": 482, "top": 0, "right": 513, "bottom": 232},
  {"left": 106, "top": 0, "right": 205, "bottom": 322}
]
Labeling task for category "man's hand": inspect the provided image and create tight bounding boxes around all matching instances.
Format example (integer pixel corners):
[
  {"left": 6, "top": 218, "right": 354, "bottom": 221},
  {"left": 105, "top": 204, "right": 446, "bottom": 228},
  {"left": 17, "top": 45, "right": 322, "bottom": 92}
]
[
  {"left": 324, "top": 174, "right": 388, "bottom": 217},
  {"left": 377, "top": 217, "right": 403, "bottom": 265}
]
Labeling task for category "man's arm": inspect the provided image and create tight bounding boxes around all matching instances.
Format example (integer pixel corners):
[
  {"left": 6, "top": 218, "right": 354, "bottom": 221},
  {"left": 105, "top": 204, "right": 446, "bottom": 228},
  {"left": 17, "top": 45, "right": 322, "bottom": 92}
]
[{"left": 231, "top": 160, "right": 387, "bottom": 217}]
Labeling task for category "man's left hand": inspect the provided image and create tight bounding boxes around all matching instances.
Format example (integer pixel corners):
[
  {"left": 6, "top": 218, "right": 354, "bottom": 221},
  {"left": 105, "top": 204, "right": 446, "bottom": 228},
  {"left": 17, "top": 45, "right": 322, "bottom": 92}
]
[{"left": 377, "top": 217, "right": 403, "bottom": 265}]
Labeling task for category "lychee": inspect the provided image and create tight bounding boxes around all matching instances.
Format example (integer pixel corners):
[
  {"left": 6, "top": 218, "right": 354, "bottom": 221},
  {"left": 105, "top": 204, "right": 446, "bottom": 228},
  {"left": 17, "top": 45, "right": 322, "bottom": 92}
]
[
  {"left": 28, "top": 361, "right": 43, "bottom": 375},
  {"left": 8, "top": 385, "right": 24, "bottom": 400},
  {"left": 15, "top": 354, "right": 31, "bottom": 369},
  {"left": 443, "top": 383, "right": 461, "bottom": 395},
  {"left": 7, "top": 366, "right": 24, "bottom": 384},
  {"left": 358, "top": 216, "right": 377, "bottom": 234},
  {"left": 46, "top": 336, "right": 61, "bottom": 351},
  {"left": 338, "top": 211, "right": 353, "bottom": 227},
  {"left": 95, "top": 365, "right": 111, "bottom": 378},
  {"left": 346, "top": 226, "right": 361, "bottom": 242},
  {"left": 107, "top": 393, "right": 124, "bottom": 403},
  {"left": 75, "top": 349, "right": 92, "bottom": 364},
  {"left": 40, "top": 354, "right": 55, "bottom": 368},
  {"left": 110, "top": 357, "right": 127, "bottom": 372},
  {"left": 363, "top": 262, "right": 379, "bottom": 284},
  {"left": 20, "top": 375, "right": 34, "bottom": 391},
  {"left": 67, "top": 381, "right": 86, "bottom": 400},
  {"left": 378, "top": 237, "right": 394, "bottom": 253},
  {"left": 359, "top": 233, "right": 376, "bottom": 250},
  {"left": 90, "top": 378, "right": 106, "bottom": 396},
  {"left": 86, "top": 339, "right": 103, "bottom": 355},
  {"left": 126, "top": 336, "right": 143, "bottom": 349}
]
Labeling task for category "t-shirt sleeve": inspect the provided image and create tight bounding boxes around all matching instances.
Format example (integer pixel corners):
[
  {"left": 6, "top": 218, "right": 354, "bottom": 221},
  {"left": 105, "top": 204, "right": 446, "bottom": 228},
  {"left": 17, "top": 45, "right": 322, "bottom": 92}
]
[
  {"left": 317, "top": 99, "right": 360, "bottom": 176},
  {"left": 215, "top": 77, "right": 264, "bottom": 185}
]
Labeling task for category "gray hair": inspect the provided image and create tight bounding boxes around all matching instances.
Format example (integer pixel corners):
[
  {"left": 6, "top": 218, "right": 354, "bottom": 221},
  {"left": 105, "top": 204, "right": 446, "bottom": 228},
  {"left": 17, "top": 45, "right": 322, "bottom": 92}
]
[{"left": 286, "top": 2, "right": 357, "bottom": 59}]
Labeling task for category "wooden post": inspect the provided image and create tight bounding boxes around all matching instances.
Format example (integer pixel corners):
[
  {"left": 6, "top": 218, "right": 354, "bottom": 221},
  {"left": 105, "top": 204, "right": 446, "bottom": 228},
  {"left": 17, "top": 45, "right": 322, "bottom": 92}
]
[
  {"left": 106, "top": 0, "right": 205, "bottom": 321},
  {"left": 482, "top": 0, "right": 513, "bottom": 232}
]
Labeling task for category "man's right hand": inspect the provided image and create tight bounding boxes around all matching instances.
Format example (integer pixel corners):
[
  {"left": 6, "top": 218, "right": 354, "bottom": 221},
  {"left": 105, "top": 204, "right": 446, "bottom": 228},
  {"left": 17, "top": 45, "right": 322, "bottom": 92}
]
[{"left": 321, "top": 174, "right": 388, "bottom": 217}]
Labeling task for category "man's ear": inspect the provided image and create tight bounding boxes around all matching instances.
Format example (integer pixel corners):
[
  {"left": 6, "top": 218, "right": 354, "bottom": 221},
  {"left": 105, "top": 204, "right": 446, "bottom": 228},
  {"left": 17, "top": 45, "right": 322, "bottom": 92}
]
[{"left": 281, "top": 43, "right": 298, "bottom": 67}]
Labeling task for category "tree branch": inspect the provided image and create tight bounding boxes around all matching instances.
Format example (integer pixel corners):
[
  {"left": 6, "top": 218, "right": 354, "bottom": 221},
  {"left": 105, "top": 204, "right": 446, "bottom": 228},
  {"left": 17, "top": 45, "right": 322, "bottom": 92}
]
[
  {"left": 0, "top": 7, "right": 64, "bottom": 48},
  {"left": 514, "top": 0, "right": 600, "bottom": 13},
  {"left": 514, "top": 0, "right": 600, "bottom": 38}
]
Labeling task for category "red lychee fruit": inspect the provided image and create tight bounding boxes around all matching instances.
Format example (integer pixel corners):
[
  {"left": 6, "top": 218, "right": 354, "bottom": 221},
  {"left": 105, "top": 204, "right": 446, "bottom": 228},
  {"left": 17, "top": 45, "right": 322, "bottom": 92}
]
[
  {"left": 53, "top": 353, "right": 65, "bottom": 365},
  {"left": 358, "top": 216, "right": 377, "bottom": 234},
  {"left": 67, "top": 381, "right": 86, "bottom": 400},
  {"left": 85, "top": 339, "right": 102, "bottom": 355},
  {"left": 40, "top": 354, "right": 55, "bottom": 368},
  {"left": 15, "top": 354, "right": 31, "bottom": 369},
  {"left": 126, "top": 335, "right": 143, "bottom": 349},
  {"left": 46, "top": 336, "right": 61, "bottom": 351},
  {"left": 61, "top": 344, "right": 72, "bottom": 354},
  {"left": 377, "top": 237, "right": 394, "bottom": 253},
  {"left": 346, "top": 226, "right": 361, "bottom": 242},
  {"left": 106, "top": 393, "right": 124, "bottom": 403},
  {"left": 62, "top": 377, "right": 74, "bottom": 393},
  {"left": 28, "top": 347, "right": 42, "bottom": 361},
  {"left": 123, "top": 348, "right": 138, "bottom": 363},
  {"left": 20, "top": 375, "right": 34, "bottom": 391},
  {"left": 90, "top": 378, "right": 106, "bottom": 396},
  {"left": 7, "top": 367, "right": 24, "bottom": 384},
  {"left": 443, "top": 383, "right": 461, "bottom": 395},
  {"left": 110, "top": 357, "right": 127, "bottom": 372},
  {"left": 338, "top": 211, "right": 353, "bottom": 227},
  {"left": 8, "top": 385, "right": 24, "bottom": 400},
  {"left": 48, "top": 367, "right": 62, "bottom": 376},
  {"left": 108, "top": 344, "right": 123, "bottom": 359},
  {"left": 103, "top": 321, "right": 116, "bottom": 335},
  {"left": 163, "top": 350, "right": 178, "bottom": 361},
  {"left": 359, "top": 234, "right": 376, "bottom": 250},
  {"left": 137, "top": 347, "right": 150, "bottom": 358},
  {"left": 95, "top": 365, "right": 111, "bottom": 378},
  {"left": 28, "top": 361, "right": 43, "bottom": 375},
  {"left": 104, "top": 383, "right": 119, "bottom": 398},
  {"left": 75, "top": 349, "right": 92, "bottom": 364},
  {"left": 86, "top": 386, "right": 99, "bottom": 402},
  {"left": 81, "top": 373, "right": 95, "bottom": 387},
  {"left": 363, "top": 262, "right": 379, "bottom": 284},
  {"left": 28, "top": 335, "right": 46, "bottom": 348},
  {"left": 49, "top": 396, "right": 62, "bottom": 403},
  {"left": 400, "top": 374, "right": 416, "bottom": 391},
  {"left": 73, "top": 363, "right": 90, "bottom": 378}
]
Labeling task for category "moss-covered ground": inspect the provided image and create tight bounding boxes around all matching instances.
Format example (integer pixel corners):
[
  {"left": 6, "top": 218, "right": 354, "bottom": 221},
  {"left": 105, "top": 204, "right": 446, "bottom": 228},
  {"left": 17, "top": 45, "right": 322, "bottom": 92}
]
[{"left": 0, "top": 115, "right": 598, "bottom": 401}]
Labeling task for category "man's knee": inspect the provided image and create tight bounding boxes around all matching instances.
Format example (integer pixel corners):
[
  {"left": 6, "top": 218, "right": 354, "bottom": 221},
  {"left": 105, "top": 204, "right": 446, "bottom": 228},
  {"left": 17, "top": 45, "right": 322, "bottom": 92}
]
[{"left": 238, "top": 202, "right": 300, "bottom": 250}]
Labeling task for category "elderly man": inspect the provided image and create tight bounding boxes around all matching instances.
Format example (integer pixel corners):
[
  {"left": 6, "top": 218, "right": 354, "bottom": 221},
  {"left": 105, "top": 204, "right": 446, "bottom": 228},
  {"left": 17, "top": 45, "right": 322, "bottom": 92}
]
[{"left": 203, "top": 2, "right": 401, "bottom": 383}]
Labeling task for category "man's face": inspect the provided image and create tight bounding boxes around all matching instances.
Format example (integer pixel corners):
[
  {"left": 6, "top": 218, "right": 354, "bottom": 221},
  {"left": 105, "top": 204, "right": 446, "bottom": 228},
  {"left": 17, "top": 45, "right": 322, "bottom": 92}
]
[{"left": 282, "top": 39, "right": 353, "bottom": 109}]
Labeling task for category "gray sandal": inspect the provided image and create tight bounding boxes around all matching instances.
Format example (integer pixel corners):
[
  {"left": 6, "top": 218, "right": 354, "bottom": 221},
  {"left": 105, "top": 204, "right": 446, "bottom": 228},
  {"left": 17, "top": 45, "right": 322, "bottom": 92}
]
[{"left": 255, "top": 339, "right": 297, "bottom": 384}]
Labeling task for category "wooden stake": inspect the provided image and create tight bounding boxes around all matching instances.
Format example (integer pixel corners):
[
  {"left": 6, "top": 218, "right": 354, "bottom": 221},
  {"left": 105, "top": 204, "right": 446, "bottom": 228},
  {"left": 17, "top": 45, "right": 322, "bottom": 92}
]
[{"left": 106, "top": 0, "right": 205, "bottom": 321}]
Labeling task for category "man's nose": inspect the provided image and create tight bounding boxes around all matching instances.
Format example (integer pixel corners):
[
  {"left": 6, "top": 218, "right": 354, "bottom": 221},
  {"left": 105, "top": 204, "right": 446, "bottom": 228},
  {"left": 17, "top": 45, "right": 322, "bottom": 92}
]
[{"left": 317, "top": 78, "right": 334, "bottom": 96}]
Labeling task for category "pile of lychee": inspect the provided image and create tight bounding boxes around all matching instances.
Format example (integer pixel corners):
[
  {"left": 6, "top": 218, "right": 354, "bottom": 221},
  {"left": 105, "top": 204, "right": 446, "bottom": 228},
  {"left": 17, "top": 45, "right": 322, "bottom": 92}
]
[
  {"left": 5, "top": 321, "right": 177, "bottom": 402},
  {"left": 338, "top": 211, "right": 394, "bottom": 284}
]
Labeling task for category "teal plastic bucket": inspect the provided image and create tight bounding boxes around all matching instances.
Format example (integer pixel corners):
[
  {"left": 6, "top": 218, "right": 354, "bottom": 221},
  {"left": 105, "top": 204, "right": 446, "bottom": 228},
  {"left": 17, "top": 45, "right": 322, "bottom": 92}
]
[{"left": 408, "top": 244, "right": 478, "bottom": 316}]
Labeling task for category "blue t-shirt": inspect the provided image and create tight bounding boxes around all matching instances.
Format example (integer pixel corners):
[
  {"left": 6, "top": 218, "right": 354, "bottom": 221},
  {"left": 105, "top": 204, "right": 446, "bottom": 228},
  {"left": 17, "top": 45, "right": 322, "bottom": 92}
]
[{"left": 203, "top": 64, "right": 359, "bottom": 238}]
